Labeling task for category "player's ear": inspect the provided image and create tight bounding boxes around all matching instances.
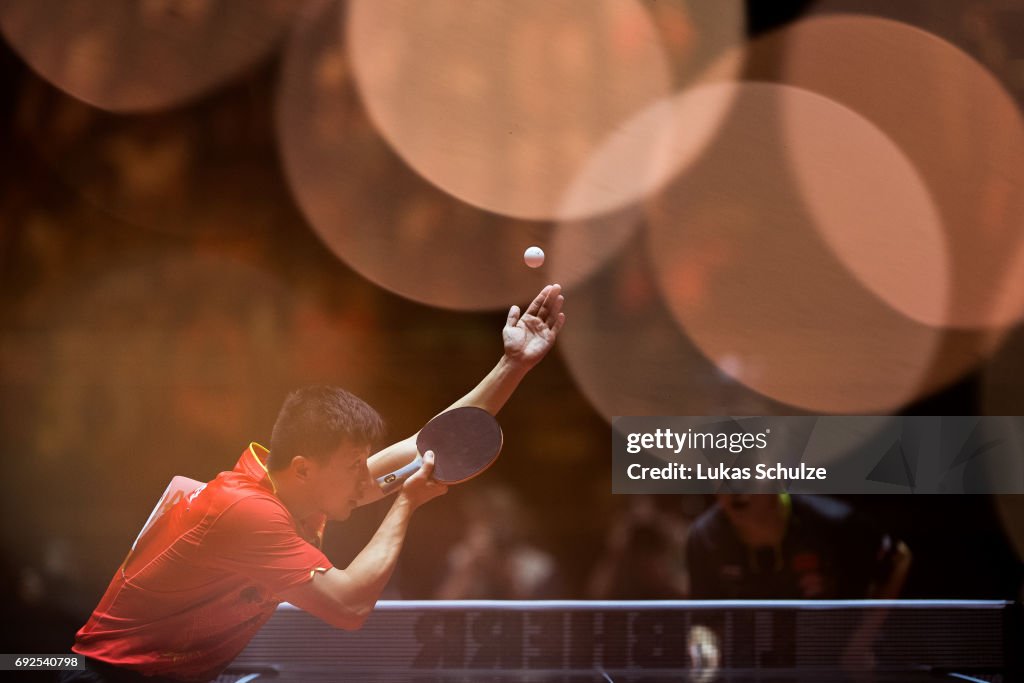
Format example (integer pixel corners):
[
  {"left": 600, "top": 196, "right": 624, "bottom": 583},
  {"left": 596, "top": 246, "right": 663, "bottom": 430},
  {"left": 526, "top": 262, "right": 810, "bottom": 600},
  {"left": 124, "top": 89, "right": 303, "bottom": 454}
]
[{"left": 291, "top": 455, "right": 313, "bottom": 482}]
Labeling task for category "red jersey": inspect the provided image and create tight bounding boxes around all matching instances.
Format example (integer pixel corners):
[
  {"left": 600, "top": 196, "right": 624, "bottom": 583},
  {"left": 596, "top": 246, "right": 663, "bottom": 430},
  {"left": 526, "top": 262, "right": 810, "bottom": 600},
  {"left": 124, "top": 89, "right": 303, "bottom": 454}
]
[{"left": 73, "top": 443, "right": 333, "bottom": 682}]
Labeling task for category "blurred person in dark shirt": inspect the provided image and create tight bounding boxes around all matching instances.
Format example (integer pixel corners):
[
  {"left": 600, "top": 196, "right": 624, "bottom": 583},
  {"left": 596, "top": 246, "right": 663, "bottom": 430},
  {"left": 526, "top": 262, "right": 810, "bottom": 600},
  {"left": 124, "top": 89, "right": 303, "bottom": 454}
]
[
  {"left": 687, "top": 494, "right": 911, "bottom": 669},
  {"left": 687, "top": 494, "right": 910, "bottom": 599}
]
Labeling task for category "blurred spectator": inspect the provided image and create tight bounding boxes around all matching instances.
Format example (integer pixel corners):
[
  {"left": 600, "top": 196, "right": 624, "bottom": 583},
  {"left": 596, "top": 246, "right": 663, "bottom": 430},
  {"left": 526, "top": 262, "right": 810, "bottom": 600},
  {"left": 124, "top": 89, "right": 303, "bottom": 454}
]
[
  {"left": 587, "top": 495, "right": 691, "bottom": 599},
  {"left": 434, "top": 485, "right": 562, "bottom": 599},
  {"left": 687, "top": 494, "right": 910, "bottom": 600},
  {"left": 687, "top": 494, "right": 911, "bottom": 669}
]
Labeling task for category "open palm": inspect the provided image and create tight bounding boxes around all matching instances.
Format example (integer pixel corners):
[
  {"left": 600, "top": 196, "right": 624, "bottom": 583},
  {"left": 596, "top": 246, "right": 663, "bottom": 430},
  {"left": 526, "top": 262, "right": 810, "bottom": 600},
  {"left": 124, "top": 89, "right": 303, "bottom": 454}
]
[{"left": 502, "top": 284, "right": 566, "bottom": 367}]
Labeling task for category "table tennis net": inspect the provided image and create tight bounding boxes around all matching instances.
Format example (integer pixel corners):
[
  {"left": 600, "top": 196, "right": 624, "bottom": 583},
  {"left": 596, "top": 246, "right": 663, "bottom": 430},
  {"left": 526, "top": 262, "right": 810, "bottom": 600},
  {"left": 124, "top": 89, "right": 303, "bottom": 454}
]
[{"left": 222, "top": 600, "right": 1017, "bottom": 681}]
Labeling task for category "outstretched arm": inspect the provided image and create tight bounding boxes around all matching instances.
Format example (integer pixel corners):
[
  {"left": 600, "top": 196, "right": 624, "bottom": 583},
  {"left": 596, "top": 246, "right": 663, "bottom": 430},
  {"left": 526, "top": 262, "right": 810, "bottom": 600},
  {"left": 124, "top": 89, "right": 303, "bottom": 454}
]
[
  {"left": 448, "top": 282, "right": 566, "bottom": 413},
  {"left": 360, "top": 284, "right": 566, "bottom": 505}
]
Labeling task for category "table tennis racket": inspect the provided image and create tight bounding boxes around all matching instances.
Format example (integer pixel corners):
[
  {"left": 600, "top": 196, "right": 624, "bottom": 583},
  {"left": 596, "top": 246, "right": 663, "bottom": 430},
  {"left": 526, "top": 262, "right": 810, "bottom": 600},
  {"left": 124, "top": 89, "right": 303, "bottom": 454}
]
[{"left": 375, "top": 406, "right": 503, "bottom": 493}]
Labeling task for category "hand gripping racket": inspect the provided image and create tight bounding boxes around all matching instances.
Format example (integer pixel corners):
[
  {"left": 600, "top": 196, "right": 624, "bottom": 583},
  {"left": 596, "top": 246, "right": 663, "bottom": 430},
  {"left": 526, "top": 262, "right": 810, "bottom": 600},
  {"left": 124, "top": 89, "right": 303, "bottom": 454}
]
[{"left": 376, "top": 406, "right": 503, "bottom": 493}]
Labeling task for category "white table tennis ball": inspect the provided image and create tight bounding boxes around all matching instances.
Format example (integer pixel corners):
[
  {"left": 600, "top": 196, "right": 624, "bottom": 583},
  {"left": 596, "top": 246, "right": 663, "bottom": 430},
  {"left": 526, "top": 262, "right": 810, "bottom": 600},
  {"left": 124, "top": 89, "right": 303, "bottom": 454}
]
[{"left": 524, "top": 246, "right": 545, "bottom": 268}]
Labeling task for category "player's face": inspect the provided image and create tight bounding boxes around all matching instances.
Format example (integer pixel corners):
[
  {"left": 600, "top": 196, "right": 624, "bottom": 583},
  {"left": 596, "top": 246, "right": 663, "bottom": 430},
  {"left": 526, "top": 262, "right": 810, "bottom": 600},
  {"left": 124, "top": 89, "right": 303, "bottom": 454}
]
[{"left": 310, "top": 441, "right": 371, "bottom": 521}]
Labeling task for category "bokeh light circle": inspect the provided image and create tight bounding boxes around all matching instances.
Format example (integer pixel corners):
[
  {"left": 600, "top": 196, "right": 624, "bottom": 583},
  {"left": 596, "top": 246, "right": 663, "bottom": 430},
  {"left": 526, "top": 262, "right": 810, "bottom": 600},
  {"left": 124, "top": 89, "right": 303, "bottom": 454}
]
[
  {"left": 777, "top": 81, "right": 949, "bottom": 327},
  {"left": 646, "top": 82, "right": 950, "bottom": 413},
  {"left": 546, "top": 52, "right": 744, "bottom": 289},
  {"left": 346, "top": 0, "right": 744, "bottom": 221},
  {"left": 279, "top": 0, "right": 690, "bottom": 310},
  {"left": 558, "top": 233, "right": 801, "bottom": 421},
  {"left": 745, "top": 14, "right": 1024, "bottom": 330},
  {"left": 0, "top": 0, "right": 301, "bottom": 112},
  {"left": 276, "top": 0, "right": 545, "bottom": 310}
]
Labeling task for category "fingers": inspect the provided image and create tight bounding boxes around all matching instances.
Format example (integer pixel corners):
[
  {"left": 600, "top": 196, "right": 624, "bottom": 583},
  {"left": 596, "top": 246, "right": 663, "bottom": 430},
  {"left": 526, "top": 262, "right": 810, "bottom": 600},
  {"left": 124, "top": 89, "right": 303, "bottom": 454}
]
[
  {"left": 420, "top": 450, "right": 436, "bottom": 478},
  {"left": 420, "top": 450, "right": 448, "bottom": 498},
  {"left": 524, "top": 284, "right": 555, "bottom": 318},
  {"left": 524, "top": 284, "right": 562, "bottom": 321},
  {"left": 535, "top": 291, "right": 564, "bottom": 332},
  {"left": 551, "top": 311, "right": 566, "bottom": 336},
  {"left": 506, "top": 305, "right": 520, "bottom": 327},
  {"left": 545, "top": 291, "right": 565, "bottom": 324},
  {"left": 403, "top": 450, "right": 448, "bottom": 504},
  {"left": 406, "top": 450, "right": 434, "bottom": 485}
]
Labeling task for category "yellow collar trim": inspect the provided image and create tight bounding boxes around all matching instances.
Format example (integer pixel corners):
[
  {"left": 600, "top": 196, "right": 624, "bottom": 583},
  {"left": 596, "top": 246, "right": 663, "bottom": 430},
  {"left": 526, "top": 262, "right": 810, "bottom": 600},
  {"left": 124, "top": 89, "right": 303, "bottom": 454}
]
[{"left": 248, "top": 442, "right": 277, "bottom": 494}]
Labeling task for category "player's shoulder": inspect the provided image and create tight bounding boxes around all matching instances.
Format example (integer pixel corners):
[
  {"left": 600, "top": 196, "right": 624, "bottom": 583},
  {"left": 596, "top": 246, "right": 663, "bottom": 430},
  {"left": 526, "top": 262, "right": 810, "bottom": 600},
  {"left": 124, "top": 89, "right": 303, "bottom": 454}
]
[{"left": 201, "top": 472, "right": 291, "bottom": 528}]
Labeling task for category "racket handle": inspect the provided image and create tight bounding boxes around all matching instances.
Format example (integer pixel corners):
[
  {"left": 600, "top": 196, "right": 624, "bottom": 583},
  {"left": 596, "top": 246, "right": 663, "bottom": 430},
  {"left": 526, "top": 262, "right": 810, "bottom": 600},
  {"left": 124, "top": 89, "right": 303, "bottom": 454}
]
[{"left": 375, "top": 454, "right": 423, "bottom": 494}]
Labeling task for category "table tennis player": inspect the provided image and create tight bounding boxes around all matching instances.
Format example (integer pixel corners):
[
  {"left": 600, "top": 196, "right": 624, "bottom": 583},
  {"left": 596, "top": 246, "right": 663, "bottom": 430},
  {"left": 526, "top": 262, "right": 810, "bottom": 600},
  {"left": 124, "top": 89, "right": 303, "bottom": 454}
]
[
  {"left": 686, "top": 493, "right": 912, "bottom": 668},
  {"left": 62, "top": 284, "right": 566, "bottom": 683}
]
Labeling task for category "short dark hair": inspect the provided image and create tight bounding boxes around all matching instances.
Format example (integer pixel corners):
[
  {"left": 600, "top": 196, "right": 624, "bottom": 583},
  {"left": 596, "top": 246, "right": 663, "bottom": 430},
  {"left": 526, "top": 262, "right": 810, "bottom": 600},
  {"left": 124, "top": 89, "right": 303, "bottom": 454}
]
[{"left": 268, "top": 386, "right": 385, "bottom": 471}]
